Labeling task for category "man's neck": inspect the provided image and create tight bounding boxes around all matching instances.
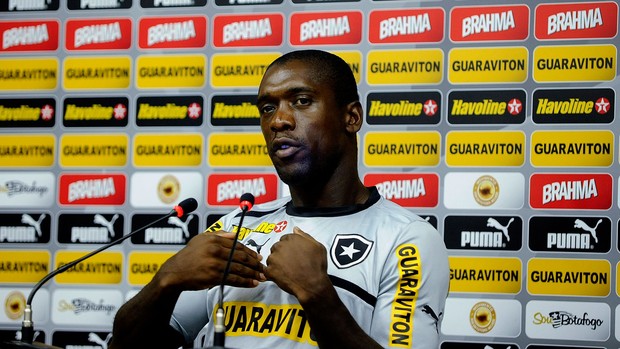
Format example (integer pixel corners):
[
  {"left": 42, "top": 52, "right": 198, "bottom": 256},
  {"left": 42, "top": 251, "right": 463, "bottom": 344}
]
[{"left": 289, "top": 179, "right": 370, "bottom": 208}]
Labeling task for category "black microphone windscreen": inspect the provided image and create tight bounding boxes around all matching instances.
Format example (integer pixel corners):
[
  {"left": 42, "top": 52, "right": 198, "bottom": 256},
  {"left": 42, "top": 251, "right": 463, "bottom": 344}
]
[
  {"left": 176, "top": 198, "right": 198, "bottom": 217},
  {"left": 240, "top": 193, "right": 255, "bottom": 205}
]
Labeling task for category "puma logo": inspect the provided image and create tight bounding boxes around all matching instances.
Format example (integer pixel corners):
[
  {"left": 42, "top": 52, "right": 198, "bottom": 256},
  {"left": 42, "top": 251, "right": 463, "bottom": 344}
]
[
  {"left": 574, "top": 218, "right": 602, "bottom": 243},
  {"left": 486, "top": 217, "right": 514, "bottom": 242},
  {"left": 93, "top": 214, "right": 119, "bottom": 238},
  {"left": 168, "top": 215, "right": 194, "bottom": 238},
  {"left": 20, "top": 214, "right": 45, "bottom": 237}
]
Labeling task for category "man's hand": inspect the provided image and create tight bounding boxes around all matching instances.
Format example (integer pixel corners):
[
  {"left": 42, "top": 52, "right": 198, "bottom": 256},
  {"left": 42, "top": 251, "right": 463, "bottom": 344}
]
[
  {"left": 264, "top": 226, "right": 331, "bottom": 304},
  {"left": 156, "top": 231, "right": 266, "bottom": 292}
]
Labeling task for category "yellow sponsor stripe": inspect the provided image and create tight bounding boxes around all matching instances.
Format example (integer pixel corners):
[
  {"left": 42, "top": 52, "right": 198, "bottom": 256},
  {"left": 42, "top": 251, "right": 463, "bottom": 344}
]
[
  {"left": 0, "top": 57, "right": 58, "bottom": 90},
  {"left": 446, "top": 131, "right": 525, "bottom": 167},
  {"left": 60, "top": 134, "right": 128, "bottom": 167},
  {"left": 127, "top": 251, "right": 175, "bottom": 286},
  {"left": 527, "top": 258, "right": 610, "bottom": 296},
  {"left": 363, "top": 131, "right": 441, "bottom": 167},
  {"left": 449, "top": 256, "right": 521, "bottom": 294},
  {"left": 0, "top": 134, "right": 55, "bottom": 167},
  {"left": 367, "top": 49, "right": 443, "bottom": 85},
  {"left": 208, "top": 132, "right": 272, "bottom": 167},
  {"left": 530, "top": 130, "right": 614, "bottom": 167},
  {"left": 533, "top": 44, "right": 617, "bottom": 82},
  {"left": 133, "top": 133, "right": 203, "bottom": 167},
  {"left": 0, "top": 250, "right": 50, "bottom": 283},
  {"left": 63, "top": 56, "right": 131, "bottom": 90},
  {"left": 449, "top": 47, "right": 528, "bottom": 84},
  {"left": 54, "top": 251, "right": 123, "bottom": 284},
  {"left": 210, "top": 52, "right": 280, "bottom": 88},
  {"left": 136, "top": 54, "right": 206, "bottom": 89}
]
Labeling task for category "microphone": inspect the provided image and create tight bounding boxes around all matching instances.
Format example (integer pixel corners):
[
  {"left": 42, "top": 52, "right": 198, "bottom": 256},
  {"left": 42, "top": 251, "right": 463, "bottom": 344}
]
[
  {"left": 2, "top": 198, "right": 198, "bottom": 349},
  {"left": 209, "top": 193, "right": 255, "bottom": 349}
]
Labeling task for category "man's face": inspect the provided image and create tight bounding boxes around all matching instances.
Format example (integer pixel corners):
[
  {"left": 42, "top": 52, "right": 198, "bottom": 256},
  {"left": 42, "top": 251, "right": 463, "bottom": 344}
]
[{"left": 256, "top": 60, "right": 347, "bottom": 185}]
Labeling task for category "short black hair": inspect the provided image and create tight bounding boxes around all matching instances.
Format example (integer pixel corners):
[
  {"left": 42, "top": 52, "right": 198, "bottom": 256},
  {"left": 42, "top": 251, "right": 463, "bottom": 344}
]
[{"left": 266, "top": 49, "right": 359, "bottom": 107}]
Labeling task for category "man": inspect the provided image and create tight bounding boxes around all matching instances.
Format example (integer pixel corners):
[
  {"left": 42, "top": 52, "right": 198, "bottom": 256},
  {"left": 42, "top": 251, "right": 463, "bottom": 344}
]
[{"left": 110, "top": 49, "right": 449, "bottom": 349}]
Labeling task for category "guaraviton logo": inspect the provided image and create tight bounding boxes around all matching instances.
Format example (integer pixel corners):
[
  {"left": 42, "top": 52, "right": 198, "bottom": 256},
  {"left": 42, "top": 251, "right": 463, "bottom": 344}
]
[
  {"left": 54, "top": 251, "right": 122, "bottom": 284},
  {"left": 65, "top": 18, "right": 131, "bottom": 50},
  {"left": 289, "top": 11, "right": 362, "bottom": 45},
  {"left": 0, "top": 57, "right": 57, "bottom": 90},
  {"left": 210, "top": 52, "right": 279, "bottom": 88},
  {"left": 363, "top": 131, "right": 440, "bottom": 167},
  {"left": 136, "top": 54, "right": 205, "bottom": 89},
  {"left": 535, "top": 1, "right": 618, "bottom": 40},
  {"left": 63, "top": 56, "right": 130, "bottom": 90},
  {"left": 450, "top": 5, "right": 529, "bottom": 42},
  {"left": 207, "top": 173, "right": 278, "bottom": 206},
  {"left": 127, "top": 251, "right": 175, "bottom": 286},
  {"left": 213, "top": 13, "right": 283, "bottom": 47},
  {"left": 529, "top": 173, "right": 612, "bottom": 210},
  {"left": 0, "top": 134, "right": 55, "bottom": 167},
  {"left": 208, "top": 132, "right": 272, "bottom": 167},
  {"left": 133, "top": 133, "right": 203, "bottom": 167},
  {"left": 446, "top": 131, "right": 525, "bottom": 167},
  {"left": 450, "top": 256, "right": 521, "bottom": 294},
  {"left": 367, "top": 49, "right": 443, "bottom": 85},
  {"left": 60, "top": 133, "right": 128, "bottom": 167},
  {"left": 533, "top": 44, "right": 616, "bottom": 82},
  {"left": 528, "top": 258, "right": 610, "bottom": 297},
  {"left": 530, "top": 130, "right": 613, "bottom": 167},
  {"left": 0, "top": 250, "right": 50, "bottom": 283},
  {"left": 0, "top": 20, "right": 59, "bottom": 52},
  {"left": 368, "top": 8, "right": 444, "bottom": 44},
  {"left": 449, "top": 46, "right": 527, "bottom": 84},
  {"left": 363, "top": 173, "right": 438, "bottom": 207},
  {"left": 139, "top": 16, "right": 206, "bottom": 49}
]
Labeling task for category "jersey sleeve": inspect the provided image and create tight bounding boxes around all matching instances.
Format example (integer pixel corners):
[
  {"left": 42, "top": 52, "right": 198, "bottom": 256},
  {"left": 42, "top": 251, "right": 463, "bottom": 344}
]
[{"left": 370, "top": 219, "right": 450, "bottom": 349}]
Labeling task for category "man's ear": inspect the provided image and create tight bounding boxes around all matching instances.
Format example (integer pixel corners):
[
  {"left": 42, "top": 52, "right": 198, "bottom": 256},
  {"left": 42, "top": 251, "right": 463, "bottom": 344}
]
[{"left": 344, "top": 101, "right": 363, "bottom": 134}]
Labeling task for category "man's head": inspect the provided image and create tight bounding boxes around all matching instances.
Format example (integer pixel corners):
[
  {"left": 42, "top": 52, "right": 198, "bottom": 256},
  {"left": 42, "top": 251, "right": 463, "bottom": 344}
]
[
  {"left": 264, "top": 50, "right": 359, "bottom": 107},
  {"left": 256, "top": 50, "right": 363, "bottom": 190}
]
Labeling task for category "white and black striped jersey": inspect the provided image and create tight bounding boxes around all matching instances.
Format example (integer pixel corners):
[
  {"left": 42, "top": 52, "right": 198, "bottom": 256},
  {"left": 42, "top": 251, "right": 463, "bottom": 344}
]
[{"left": 170, "top": 187, "right": 450, "bottom": 349}]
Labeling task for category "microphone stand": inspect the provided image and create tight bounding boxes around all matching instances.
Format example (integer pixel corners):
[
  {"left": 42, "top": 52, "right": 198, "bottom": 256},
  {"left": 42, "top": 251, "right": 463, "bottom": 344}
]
[
  {"left": 207, "top": 193, "right": 254, "bottom": 349},
  {"left": 0, "top": 198, "right": 198, "bottom": 349}
]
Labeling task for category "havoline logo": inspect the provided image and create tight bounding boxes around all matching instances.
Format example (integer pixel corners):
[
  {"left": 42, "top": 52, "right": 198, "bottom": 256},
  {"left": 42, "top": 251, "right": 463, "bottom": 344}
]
[
  {"left": 529, "top": 216, "right": 611, "bottom": 253},
  {"left": 532, "top": 88, "right": 614, "bottom": 124},
  {"left": 67, "top": 0, "right": 132, "bottom": 10},
  {"left": 57, "top": 213, "right": 124, "bottom": 244},
  {"left": 130, "top": 213, "right": 199, "bottom": 245},
  {"left": 63, "top": 97, "right": 128, "bottom": 127},
  {"left": 444, "top": 215, "right": 522, "bottom": 251},
  {"left": 0, "top": 213, "right": 51, "bottom": 243},
  {"left": 448, "top": 89, "right": 526, "bottom": 124},
  {"left": 142, "top": 0, "right": 207, "bottom": 7},
  {"left": 136, "top": 95, "right": 203, "bottom": 127},
  {"left": 1, "top": 0, "right": 59, "bottom": 11},
  {"left": 366, "top": 91, "right": 441, "bottom": 125},
  {"left": 52, "top": 330, "right": 111, "bottom": 348},
  {"left": 211, "top": 94, "right": 259, "bottom": 126},
  {"left": 0, "top": 98, "right": 55, "bottom": 128}
]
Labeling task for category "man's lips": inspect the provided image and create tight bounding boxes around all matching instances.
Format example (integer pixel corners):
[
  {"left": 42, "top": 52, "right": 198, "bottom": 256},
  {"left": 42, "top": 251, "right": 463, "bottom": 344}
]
[{"left": 271, "top": 138, "right": 302, "bottom": 159}]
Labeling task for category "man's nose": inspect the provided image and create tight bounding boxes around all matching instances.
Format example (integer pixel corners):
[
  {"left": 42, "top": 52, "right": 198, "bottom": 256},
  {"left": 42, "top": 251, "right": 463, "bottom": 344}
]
[{"left": 270, "top": 104, "right": 295, "bottom": 130}]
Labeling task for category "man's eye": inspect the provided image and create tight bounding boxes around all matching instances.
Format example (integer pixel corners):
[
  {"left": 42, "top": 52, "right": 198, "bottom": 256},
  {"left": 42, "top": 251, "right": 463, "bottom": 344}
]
[
  {"left": 296, "top": 97, "right": 311, "bottom": 106},
  {"left": 261, "top": 105, "right": 275, "bottom": 114}
]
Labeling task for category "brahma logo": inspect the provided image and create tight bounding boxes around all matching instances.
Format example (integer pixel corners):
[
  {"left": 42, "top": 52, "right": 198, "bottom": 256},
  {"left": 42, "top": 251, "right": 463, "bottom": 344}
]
[
  {"left": 290, "top": 11, "right": 362, "bottom": 45},
  {"left": 363, "top": 173, "right": 438, "bottom": 207},
  {"left": 450, "top": 5, "right": 529, "bottom": 42},
  {"left": 65, "top": 18, "right": 131, "bottom": 51},
  {"left": 0, "top": 20, "right": 58, "bottom": 52},
  {"left": 139, "top": 16, "right": 206, "bottom": 49},
  {"left": 213, "top": 13, "right": 283, "bottom": 47},
  {"left": 207, "top": 173, "right": 278, "bottom": 206},
  {"left": 59, "top": 173, "right": 126, "bottom": 206},
  {"left": 529, "top": 173, "right": 612, "bottom": 210},
  {"left": 535, "top": 2, "right": 618, "bottom": 40},
  {"left": 368, "top": 8, "right": 444, "bottom": 44}
]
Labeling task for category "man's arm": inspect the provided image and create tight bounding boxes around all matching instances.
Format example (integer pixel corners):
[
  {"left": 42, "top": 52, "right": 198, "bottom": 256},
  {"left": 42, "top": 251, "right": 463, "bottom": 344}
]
[
  {"left": 264, "top": 227, "right": 383, "bottom": 349},
  {"left": 110, "top": 232, "right": 265, "bottom": 349}
]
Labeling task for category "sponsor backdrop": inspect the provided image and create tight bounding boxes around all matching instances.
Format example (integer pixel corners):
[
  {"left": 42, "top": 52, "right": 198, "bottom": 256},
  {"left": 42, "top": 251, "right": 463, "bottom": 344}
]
[{"left": 0, "top": 0, "right": 618, "bottom": 348}]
